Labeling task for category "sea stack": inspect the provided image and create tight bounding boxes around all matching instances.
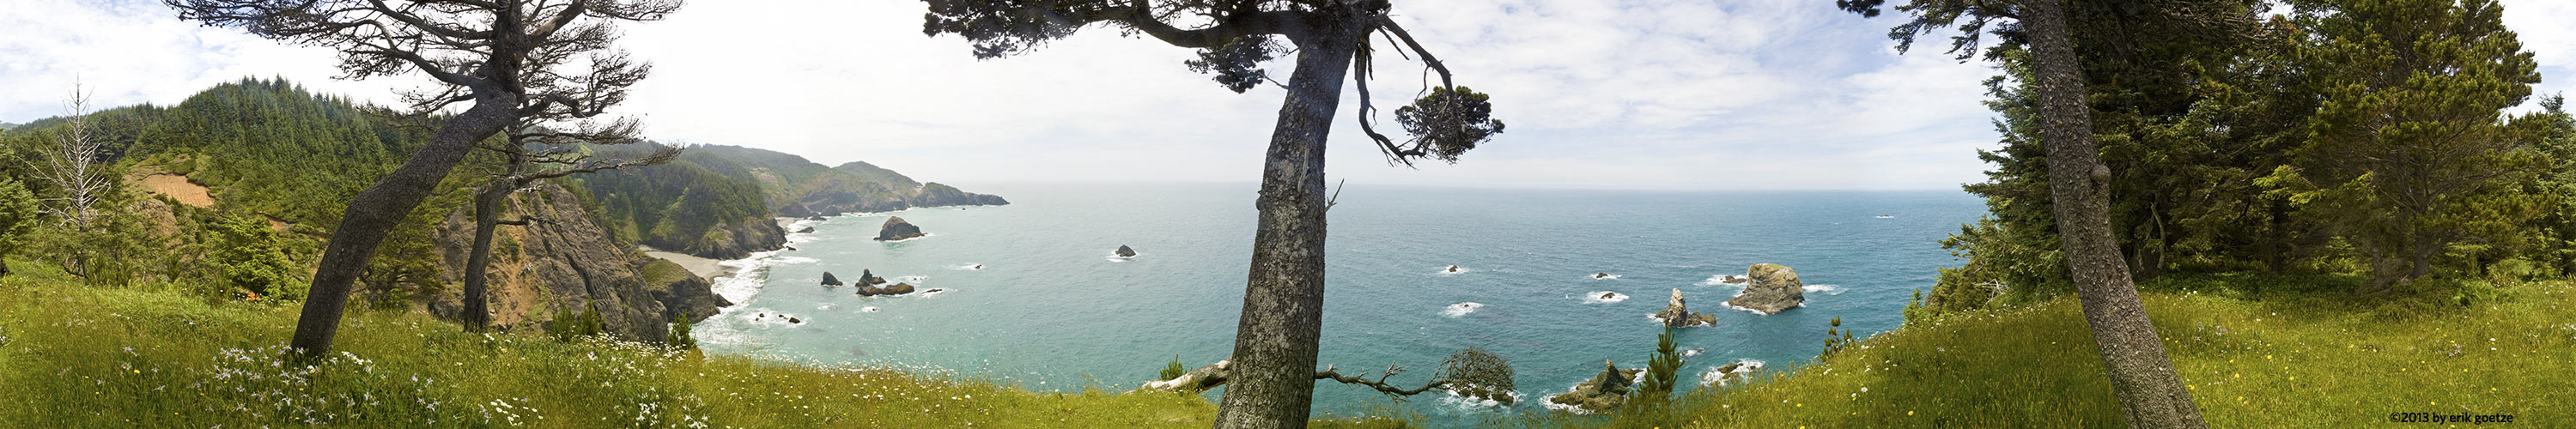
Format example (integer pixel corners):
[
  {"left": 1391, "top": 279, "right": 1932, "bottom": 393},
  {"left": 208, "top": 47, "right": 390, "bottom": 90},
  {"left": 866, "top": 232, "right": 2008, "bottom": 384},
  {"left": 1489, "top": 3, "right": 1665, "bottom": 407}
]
[
  {"left": 1653, "top": 288, "right": 1717, "bottom": 327},
  {"left": 1546, "top": 360, "right": 1643, "bottom": 413},
  {"left": 1115, "top": 245, "right": 1138, "bottom": 257},
  {"left": 820, "top": 271, "right": 844, "bottom": 286},
  {"left": 859, "top": 269, "right": 887, "bottom": 286},
  {"left": 1725, "top": 263, "right": 1806, "bottom": 314},
  {"left": 875, "top": 216, "right": 926, "bottom": 241}
]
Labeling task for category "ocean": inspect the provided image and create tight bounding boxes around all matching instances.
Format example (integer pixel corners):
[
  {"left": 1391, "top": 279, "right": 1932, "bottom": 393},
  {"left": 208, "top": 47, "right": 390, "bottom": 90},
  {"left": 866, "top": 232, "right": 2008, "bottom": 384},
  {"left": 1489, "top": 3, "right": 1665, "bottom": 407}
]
[{"left": 690, "top": 183, "right": 1984, "bottom": 425}]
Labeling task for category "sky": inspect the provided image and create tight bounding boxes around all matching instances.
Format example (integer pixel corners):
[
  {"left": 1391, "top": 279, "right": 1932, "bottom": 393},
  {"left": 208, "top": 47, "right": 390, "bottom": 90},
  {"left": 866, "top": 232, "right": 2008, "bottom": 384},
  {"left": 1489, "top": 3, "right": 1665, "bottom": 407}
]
[{"left": 3, "top": 0, "right": 2571, "bottom": 191}]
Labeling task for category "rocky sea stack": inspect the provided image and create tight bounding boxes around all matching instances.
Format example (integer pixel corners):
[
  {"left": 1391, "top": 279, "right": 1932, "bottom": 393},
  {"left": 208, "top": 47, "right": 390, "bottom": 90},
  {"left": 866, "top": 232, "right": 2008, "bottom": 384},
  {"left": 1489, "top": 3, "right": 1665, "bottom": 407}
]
[
  {"left": 1115, "top": 245, "right": 1138, "bottom": 257},
  {"left": 1725, "top": 263, "right": 1806, "bottom": 314},
  {"left": 1547, "top": 360, "right": 1643, "bottom": 413},
  {"left": 1652, "top": 288, "right": 1717, "bottom": 327},
  {"left": 820, "top": 271, "right": 844, "bottom": 286},
  {"left": 859, "top": 269, "right": 887, "bottom": 286},
  {"left": 857, "top": 282, "right": 918, "bottom": 297},
  {"left": 875, "top": 216, "right": 926, "bottom": 241}
]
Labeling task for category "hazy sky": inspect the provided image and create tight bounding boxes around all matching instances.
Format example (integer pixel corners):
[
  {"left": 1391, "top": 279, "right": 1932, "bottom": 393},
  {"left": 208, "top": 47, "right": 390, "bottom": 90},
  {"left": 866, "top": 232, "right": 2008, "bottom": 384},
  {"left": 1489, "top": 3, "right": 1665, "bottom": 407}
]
[{"left": 3, "top": 0, "right": 2571, "bottom": 190}]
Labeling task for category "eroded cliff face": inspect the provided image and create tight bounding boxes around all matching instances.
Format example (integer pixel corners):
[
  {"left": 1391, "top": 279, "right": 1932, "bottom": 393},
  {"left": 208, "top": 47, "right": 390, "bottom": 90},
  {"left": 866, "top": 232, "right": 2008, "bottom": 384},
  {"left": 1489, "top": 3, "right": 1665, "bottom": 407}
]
[
  {"left": 428, "top": 183, "right": 728, "bottom": 343},
  {"left": 640, "top": 215, "right": 784, "bottom": 260}
]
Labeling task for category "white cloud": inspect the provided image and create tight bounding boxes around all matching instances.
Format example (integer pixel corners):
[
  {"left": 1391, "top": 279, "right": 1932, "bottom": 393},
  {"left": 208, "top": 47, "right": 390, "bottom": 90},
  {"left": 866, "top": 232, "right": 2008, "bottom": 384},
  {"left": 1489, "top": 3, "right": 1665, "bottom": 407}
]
[
  {"left": 2500, "top": 0, "right": 2576, "bottom": 112},
  {"left": 10, "top": 0, "right": 2295, "bottom": 191},
  {"left": 0, "top": 0, "right": 399, "bottom": 121}
]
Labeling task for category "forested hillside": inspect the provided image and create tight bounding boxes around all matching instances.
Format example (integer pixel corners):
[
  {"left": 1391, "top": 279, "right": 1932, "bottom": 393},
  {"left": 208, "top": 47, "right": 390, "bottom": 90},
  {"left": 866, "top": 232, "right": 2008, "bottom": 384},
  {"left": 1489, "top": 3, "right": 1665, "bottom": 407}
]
[
  {"left": 1909, "top": 0, "right": 2575, "bottom": 321},
  {"left": 575, "top": 143, "right": 783, "bottom": 259},
  {"left": 679, "top": 145, "right": 1009, "bottom": 217}
]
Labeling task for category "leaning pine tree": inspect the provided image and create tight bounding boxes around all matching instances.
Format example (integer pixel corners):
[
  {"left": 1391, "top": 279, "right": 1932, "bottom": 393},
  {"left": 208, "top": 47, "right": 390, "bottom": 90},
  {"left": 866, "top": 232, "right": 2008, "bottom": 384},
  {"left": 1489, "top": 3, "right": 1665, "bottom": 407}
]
[
  {"left": 1836, "top": 0, "right": 2225, "bottom": 427},
  {"left": 166, "top": 0, "right": 683, "bottom": 358},
  {"left": 922, "top": 1, "right": 1503, "bottom": 427}
]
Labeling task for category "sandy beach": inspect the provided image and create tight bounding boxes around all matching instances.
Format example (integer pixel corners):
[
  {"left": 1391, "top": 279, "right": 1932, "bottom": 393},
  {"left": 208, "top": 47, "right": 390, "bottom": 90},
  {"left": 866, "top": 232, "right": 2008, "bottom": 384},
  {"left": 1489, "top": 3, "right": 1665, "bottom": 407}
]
[{"left": 642, "top": 247, "right": 729, "bottom": 279}]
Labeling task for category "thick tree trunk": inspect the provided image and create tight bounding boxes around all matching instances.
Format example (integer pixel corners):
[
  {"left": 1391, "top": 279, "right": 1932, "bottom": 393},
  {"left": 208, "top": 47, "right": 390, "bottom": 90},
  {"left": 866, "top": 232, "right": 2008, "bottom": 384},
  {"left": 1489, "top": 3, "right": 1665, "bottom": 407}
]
[
  {"left": 2020, "top": 1, "right": 2208, "bottom": 427},
  {"left": 1212, "top": 31, "right": 1358, "bottom": 429},
  {"left": 289, "top": 94, "right": 516, "bottom": 358},
  {"left": 460, "top": 181, "right": 513, "bottom": 332}
]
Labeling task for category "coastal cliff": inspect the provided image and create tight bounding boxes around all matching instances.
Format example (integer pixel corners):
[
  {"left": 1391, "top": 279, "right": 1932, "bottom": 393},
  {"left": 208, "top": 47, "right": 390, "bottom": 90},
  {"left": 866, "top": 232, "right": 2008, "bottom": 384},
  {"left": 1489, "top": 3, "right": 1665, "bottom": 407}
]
[{"left": 428, "top": 182, "right": 728, "bottom": 343}]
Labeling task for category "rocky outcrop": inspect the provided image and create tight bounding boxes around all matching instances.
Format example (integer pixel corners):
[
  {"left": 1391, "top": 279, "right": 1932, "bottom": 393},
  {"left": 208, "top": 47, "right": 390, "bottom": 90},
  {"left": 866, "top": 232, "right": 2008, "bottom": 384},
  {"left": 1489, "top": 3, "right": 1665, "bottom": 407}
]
[
  {"left": 1548, "top": 360, "right": 1643, "bottom": 413},
  {"left": 641, "top": 215, "right": 786, "bottom": 260},
  {"left": 430, "top": 183, "right": 728, "bottom": 344},
  {"left": 856, "top": 282, "right": 918, "bottom": 297},
  {"left": 1653, "top": 289, "right": 1717, "bottom": 327},
  {"left": 821, "top": 271, "right": 844, "bottom": 286},
  {"left": 876, "top": 216, "right": 926, "bottom": 241},
  {"left": 913, "top": 182, "right": 1010, "bottom": 206},
  {"left": 859, "top": 269, "right": 887, "bottom": 286},
  {"left": 1115, "top": 245, "right": 1138, "bottom": 257},
  {"left": 639, "top": 259, "right": 727, "bottom": 322},
  {"left": 1725, "top": 263, "right": 1806, "bottom": 314},
  {"left": 794, "top": 227, "right": 814, "bottom": 233}
]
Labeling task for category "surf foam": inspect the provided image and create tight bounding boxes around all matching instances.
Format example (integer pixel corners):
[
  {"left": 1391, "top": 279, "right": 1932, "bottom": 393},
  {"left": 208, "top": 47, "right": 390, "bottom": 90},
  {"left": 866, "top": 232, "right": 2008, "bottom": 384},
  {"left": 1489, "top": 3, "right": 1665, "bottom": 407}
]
[
  {"left": 1583, "top": 292, "right": 1628, "bottom": 304},
  {"left": 1442, "top": 302, "right": 1485, "bottom": 317}
]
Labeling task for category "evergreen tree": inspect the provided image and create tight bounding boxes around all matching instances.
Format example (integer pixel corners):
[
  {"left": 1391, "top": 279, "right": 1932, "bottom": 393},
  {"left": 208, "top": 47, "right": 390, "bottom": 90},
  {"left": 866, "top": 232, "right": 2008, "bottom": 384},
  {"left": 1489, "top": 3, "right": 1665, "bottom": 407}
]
[
  {"left": 1634, "top": 326, "right": 1684, "bottom": 402},
  {"left": 0, "top": 177, "right": 36, "bottom": 277},
  {"left": 2269, "top": 0, "right": 2549, "bottom": 290}
]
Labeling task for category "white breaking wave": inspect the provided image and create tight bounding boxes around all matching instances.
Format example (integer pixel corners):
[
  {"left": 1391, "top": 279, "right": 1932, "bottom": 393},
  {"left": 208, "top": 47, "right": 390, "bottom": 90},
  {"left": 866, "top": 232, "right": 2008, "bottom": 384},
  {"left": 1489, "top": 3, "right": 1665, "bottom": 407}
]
[
  {"left": 954, "top": 263, "right": 984, "bottom": 270},
  {"left": 1437, "top": 266, "right": 1469, "bottom": 275},
  {"left": 1803, "top": 284, "right": 1844, "bottom": 295},
  {"left": 1589, "top": 273, "right": 1621, "bottom": 281},
  {"left": 1436, "top": 387, "right": 1522, "bottom": 411},
  {"left": 706, "top": 248, "right": 792, "bottom": 313},
  {"left": 771, "top": 256, "right": 819, "bottom": 265},
  {"left": 816, "top": 303, "right": 839, "bottom": 311},
  {"left": 1442, "top": 302, "right": 1485, "bottom": 317},
  {"left": 1699, "top": 359, "right": 1766, "bottom": 387},
  {"left": 1701, "top": 275, "right": 1749, "bottom": 286},
  {"left": 861, "top": 306, "right": 883, "bottom": 313},
  {"left": 881, "top": 233, "right": 934, "bottom": 243},
  {"left": 1583, "top": 292, "right": 1628, "bottom": 304}
]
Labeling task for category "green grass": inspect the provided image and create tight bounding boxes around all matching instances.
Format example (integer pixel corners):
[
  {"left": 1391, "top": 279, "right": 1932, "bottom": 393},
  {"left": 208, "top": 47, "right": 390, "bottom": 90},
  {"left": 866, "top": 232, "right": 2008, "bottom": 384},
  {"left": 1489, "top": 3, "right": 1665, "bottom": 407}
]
[
  {"left": 6, "top": 258, "right": 2565, "bottom": 428},
  {"left": 0, "top": 269, "right": 1241, "bottom": 428},
  {"left": 1544, "top": 275, "right": 2576, "bottom": 428}
]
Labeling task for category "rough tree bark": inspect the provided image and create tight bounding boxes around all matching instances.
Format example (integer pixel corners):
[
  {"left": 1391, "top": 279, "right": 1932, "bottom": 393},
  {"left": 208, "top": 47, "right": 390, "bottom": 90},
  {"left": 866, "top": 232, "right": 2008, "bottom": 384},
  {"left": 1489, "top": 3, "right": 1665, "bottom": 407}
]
[
  {"left": 292, "top": 96, "right": 517, "bottom": 355},
  {"left": 2020, "top": 0, "right": 2208, "bottom": 427},
  {"left": 1215, "top": 24, "right": 1360, "bottom": 429},
  {"left": 459, "top": 180, "right": 514, "bottom": 331}
]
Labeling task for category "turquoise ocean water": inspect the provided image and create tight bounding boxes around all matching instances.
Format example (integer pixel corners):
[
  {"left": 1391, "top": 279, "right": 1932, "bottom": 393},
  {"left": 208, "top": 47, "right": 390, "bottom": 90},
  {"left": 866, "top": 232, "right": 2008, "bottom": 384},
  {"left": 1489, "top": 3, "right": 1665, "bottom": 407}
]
[{"left": 690, "top": 183, "right": 1984, "bottom": 425}]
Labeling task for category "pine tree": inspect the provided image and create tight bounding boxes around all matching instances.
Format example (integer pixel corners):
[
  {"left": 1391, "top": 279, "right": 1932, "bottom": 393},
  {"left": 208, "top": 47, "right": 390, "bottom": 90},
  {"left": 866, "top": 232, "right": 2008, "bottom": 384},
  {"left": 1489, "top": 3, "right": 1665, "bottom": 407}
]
[{"left": 1634, "top": 326, "right": 1684, "bottom": 402}]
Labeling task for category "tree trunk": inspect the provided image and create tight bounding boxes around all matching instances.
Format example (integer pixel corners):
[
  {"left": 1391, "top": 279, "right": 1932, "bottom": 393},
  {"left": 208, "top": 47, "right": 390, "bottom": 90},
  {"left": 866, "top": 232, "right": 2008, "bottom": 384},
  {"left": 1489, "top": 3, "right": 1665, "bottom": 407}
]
[
  {"left": 1212, "top": 30, "right": 1358, "bottom": 429},
  {"left": 289, "top": 94, "right": 517, "bottom": 358},
  {"left": 460, "top": 181, "right": 513, "bottom": 332},
  {"left": 2020, "top": 0, "right": 2208, "bottom": 427}
]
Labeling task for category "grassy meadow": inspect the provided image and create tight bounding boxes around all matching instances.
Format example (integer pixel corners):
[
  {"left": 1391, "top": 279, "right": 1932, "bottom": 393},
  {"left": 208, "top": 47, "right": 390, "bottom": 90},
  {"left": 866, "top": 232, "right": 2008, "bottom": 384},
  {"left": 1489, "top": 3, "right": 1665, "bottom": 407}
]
[{"left": 3, "top": 256, "right": 2568, "bottom": 428}]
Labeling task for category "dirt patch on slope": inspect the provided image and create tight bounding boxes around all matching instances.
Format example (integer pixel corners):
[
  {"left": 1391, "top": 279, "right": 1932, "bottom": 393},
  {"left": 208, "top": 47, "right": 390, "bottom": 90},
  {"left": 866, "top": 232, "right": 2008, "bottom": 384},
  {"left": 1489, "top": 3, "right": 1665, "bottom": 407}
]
[{"left": 140, "top": 174, "right": 214, "bottom": 208}]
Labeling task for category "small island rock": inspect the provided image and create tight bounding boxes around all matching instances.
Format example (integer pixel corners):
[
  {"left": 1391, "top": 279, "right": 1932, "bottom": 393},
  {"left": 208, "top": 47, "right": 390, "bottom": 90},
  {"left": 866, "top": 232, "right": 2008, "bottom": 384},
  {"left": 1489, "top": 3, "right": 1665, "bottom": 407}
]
[
  {"left": 875, "top": 216, "right": 927, "bottom": 241},
  {"left": 1652, "top": 288, "right": 1717, "bottom": 328},
  {"left": 1724, "top": 263, "right": 1806, "bottom": 314},
  {"left": 820, "top": 271, "right": 844, "bottom": 287},
  {"left": 795, "top": 227, "right": 815, "bottom": 233},
  {"left": 859, "top": 269, "right": 887, "bottom": 286},
  {"left": 1115, "top": 245, "right": 1138, "bottom": 257},
  {"left": 1547, "top": 360, "right": 1643, "bottom": 413}
]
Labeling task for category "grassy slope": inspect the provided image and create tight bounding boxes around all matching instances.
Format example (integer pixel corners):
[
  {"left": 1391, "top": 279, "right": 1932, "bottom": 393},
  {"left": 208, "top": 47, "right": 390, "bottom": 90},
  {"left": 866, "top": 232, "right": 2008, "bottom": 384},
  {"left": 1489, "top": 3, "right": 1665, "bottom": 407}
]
[
  {"left": 9, "top": 253, "right": 2563, "bottom": 428},
  {"left": 1557, "top": 275, "right": 2576, "bottom": 428},
  {"left": 0, "top": 264, "right": 1236, "bottom": 428}
]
